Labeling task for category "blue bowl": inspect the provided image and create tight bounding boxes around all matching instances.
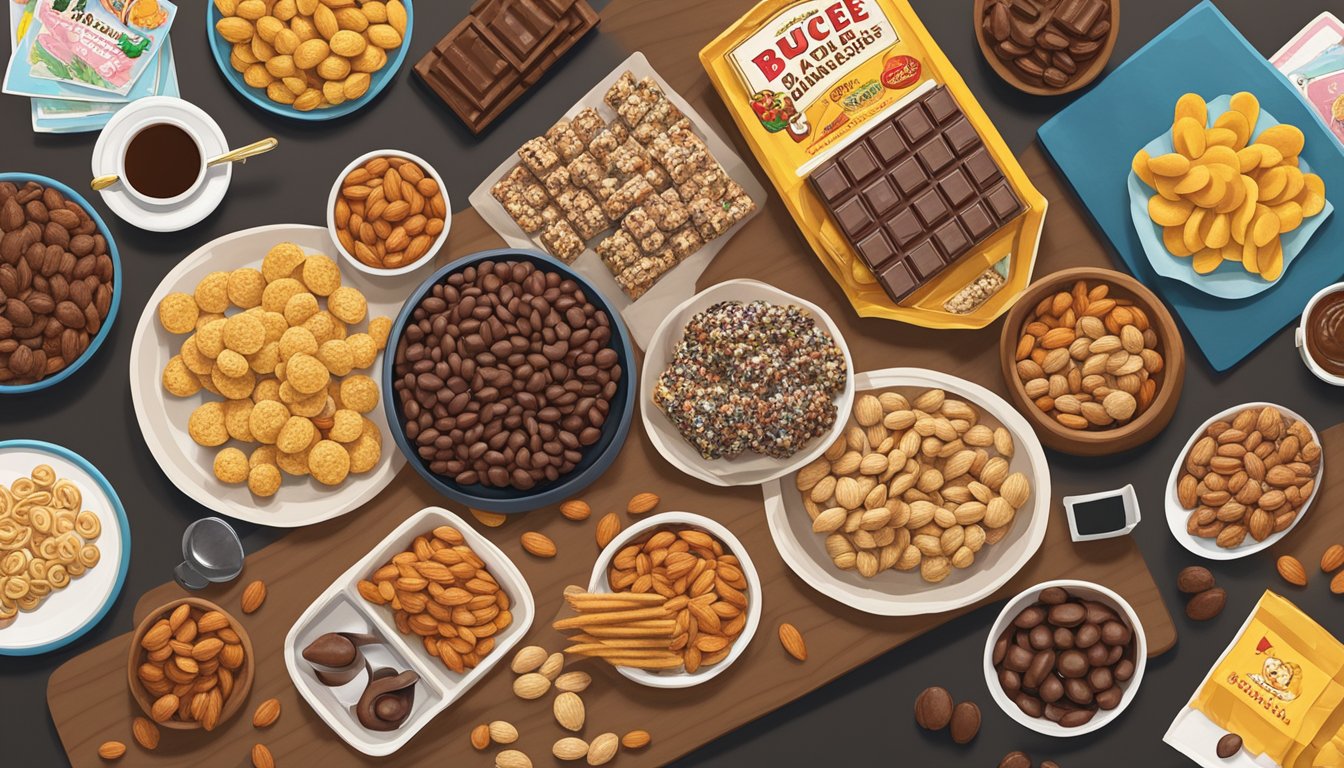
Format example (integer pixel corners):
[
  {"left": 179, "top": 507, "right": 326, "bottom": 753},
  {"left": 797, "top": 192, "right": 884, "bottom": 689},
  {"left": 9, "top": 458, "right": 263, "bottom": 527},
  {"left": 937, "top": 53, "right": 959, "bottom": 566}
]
[
  {"left": 206, "top": 0, "right": 414, "bottom": 121},
  {"left": 383, "top": 249, "right": 636, "bottom": 514},
  {"left": 0, "top": 173, "right": 122, "bottom": 394}
]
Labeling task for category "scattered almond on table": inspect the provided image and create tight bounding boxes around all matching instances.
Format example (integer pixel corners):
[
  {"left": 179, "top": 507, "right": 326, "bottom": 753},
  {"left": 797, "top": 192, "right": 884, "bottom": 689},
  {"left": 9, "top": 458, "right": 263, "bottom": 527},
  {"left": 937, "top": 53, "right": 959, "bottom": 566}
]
[
  {"left": 97, "top": 741, "right": 126, "bottom": 761},
  {"left": 554, "top": 737, "right": 589, "bottom": 761},
  {"left": 514, "top": 672, "right": 551, "bottom": 700},
  {"left": 1322, "top": 544, "right": 1344, "bottom": 572},
  {"left": 251, "top": 743, "right": 275, "bottom": 768},
  {"left": 554, "top": 691, "right": 585, "bottom": 731},
  {"left": 587, "top": 733, "right": 620, "bottom": 766},
  {"left": 252, "top": 698, "right": 280, "bottom": 729},
  {"left": 1332, "top": 572, "right": 1344, "bottom": 596},
  {"left": 471, "top": 508, "right": 509, "bottom": 528},
  {"left": 1277, "top": 555, "right": 1307, "bottom": 586},
  {"left": 595, "top": 512, "right": 621, "bottom": 549},
  {"left": 241, "top": 580, "right": 267, "bottom": 614},
  {"left": 621, "top": 730, "right": 652, "bottom": 749},
  {"left": 489, "top": 720, "right": 519, "bottom": 744},
  {"left": 555, "top": 670, "right": 592, "bottom": 692},
  {"left": 470, "top": 723, "right": 491, "bottom": 750},
  {"left": 495, "top": 749, "right": 532, "bottom": 768},
  {"left": 560, "top": 499, "right": 592, "bottom": 521},
  {"left": 511, "top": 645, "right": 547, "bottom": 674},
  {"left": 131, "top": 717, "right": 159, "bottom": 751},
  {"left": 539, "top": 651, "right": 564, "bottom": 680},
  {"left": 627, "top": 492, "right": 659, "bottom": 515},
  {"left": 521, "top": 531, "right": 557, "bottom": 558},
  {"left": 778, "top": 622, "right": 807, "bottom": 661}
]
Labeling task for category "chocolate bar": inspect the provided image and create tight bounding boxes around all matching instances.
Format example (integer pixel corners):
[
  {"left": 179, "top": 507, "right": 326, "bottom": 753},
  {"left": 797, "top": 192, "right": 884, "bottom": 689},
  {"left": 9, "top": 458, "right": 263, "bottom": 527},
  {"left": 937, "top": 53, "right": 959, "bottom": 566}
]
[
  {"left": 809, "top": 86, "right": 1024, "bottom": 303},
  {"left": 414, "top": 0, "right": 599, "bottom": 134}
]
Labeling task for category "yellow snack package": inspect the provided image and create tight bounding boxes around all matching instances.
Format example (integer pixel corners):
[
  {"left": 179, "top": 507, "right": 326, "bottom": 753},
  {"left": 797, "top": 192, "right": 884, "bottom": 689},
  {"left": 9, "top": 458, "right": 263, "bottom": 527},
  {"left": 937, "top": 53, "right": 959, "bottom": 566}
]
[
  {"left": 1166, "top": 591, "right": 1344, "bottom": 767},
  {"left": 700, "top": 0, "right": 1046, "bottom": 328}
]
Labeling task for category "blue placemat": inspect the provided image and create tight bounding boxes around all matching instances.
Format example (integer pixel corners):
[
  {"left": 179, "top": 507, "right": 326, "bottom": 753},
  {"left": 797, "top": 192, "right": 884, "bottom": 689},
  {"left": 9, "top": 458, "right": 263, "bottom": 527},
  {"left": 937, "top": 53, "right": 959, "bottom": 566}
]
[{"left": 1038, "top": 1, "right": 1344, "bottom": 372}]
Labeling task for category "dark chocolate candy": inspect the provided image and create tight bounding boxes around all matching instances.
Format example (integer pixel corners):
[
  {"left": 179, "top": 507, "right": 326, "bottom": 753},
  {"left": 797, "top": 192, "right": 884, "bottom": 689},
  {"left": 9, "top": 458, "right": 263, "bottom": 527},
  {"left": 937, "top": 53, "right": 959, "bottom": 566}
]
[
  {"left": 807, "top": 86, "right": 1024, "bottom": 303},
  {"left": 982, "top": 0, "right": 1111, "bottom": 90},
  {"left": 356, "top": 668, "right": 420, "bottom": 731}
]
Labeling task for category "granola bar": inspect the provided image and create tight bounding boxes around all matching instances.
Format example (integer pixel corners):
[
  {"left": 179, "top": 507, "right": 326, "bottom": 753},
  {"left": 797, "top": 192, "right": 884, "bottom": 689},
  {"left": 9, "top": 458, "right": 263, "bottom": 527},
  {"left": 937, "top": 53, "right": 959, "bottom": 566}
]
[
  {"left": 567, "top": 152, "right": 606, "bottom": 189},
  {"left": 589, "top": 125, "right": 629, "bottom": 165},
  {"left": 596, "top": 229, "right": 640, "bottom": 274},
  {"left": 545, "top": 119, "right": 587, "bottom": 164},
  {"left": 570, "top": 107, "right": 606, "bottom": 145},
  {"left": 609, "top": 139, "right": 652, "bottom": 178},
  {"left": 554, "top": 187, "right": 607, "bottom": 240},
  {"left": 602, "top": 175, "right": 654, "bottom": 221},
  {"left": 540, "top": 220, "right": 585, "bottom": 263},
  {"left": 615, "top": 252, "right": 679, "bottom": 299},
  {"left": 603, "top": 71, "right": 637, "bottom": 111},
  {"left": 518, "top": 137, "right": 560, "bottom": 177}
]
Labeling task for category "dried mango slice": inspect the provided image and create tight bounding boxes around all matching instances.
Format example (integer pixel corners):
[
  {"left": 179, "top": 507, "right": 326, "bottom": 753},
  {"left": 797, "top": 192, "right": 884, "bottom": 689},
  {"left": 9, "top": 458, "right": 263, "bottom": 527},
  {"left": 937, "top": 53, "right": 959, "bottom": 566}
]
[
  {"left": 1242, "top": 239, "right": 1260, "bottom": 274},
  {"left": 1251, "top": 206, "right": 1280, "bottom": 248},
  {"left": 1299, "top": 173, "right": 1326, "bottom": 217},
  {"left": 1215, "top": 171, "right": 1247, "bottom": 215},
  {"left": 1132, "top": 149, "right": 1157, "bottom": 187},
  {"left": 1205, "top": 127, "right": 1239, "bottom": 149},
  {"left": 1175, "top": 93, "right": 1208, "bottom": 128},
  {"left": 1193, "top": 145, "right": 1239, "bottom": 170},
  {"left": 1213, "top": 111, "right": 1251, "bottom": 149},
  {"left": 1236, "top": 145, "right": 1262, "bottom": 174},
  {"left": 1189, "top": 173, "right": 1229, "bottom": 208},
  {"left": 1183, "top": 208, "right": 1208, "bottom": 253},
  {"left": 1149, "top": 153, "right": 1192, "bottom": 177},
  {"left": 1229, "top": 92, "right": 1260, "bottom": 133},
  {"left": 1164, "top": 225, "right": 1193, "bottom": 257},
  {"left": 1192, "top": 248, "right": 1223, "bottom": 274},
  {"left": 1173, "top": 117, "right": 1207, "bottom": 158},
  {"left": 1257, "top": 144, "right": 1283, "bottom": 168},
  {"left": 1257, "top": 166, "right": 1288, "bottom": 202},
  {"left": 1172, "top": 165, "right": 1211, "bottom": 196},
  {"left": 1260, "top": 239, "right": 1284, "bottom": 281},
  {"left": 1271, "top": 201, "right": 1303, "bottom": 233},
  {"left": 1149, "top": 195, "right": 1195, "bottom": 227},
  {"left": 1272, "top": 166, "right": 1305, "bottom": 206},
  {"left": 1255, "top": 124, "right": 1304, "bottom": 159},
  {"left": 1231, "top": 176, "right": 1259, "bottom": 243},
  {"left": 1153, "top": 174, "right": 1182, "bottom": 201},
  {"left": 1220, "top": 241, "right": 1242, "bottom": 263},
  {"left": 1205, "top": 212, "right": 1231, "bottom": 249}
]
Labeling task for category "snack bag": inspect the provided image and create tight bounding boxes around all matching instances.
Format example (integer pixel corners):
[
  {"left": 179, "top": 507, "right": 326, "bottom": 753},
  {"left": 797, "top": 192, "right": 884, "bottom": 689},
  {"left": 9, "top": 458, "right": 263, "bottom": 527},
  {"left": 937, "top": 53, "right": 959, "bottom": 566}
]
[
  {"left": 1167, "top": 591, "right": 1344, "bottom": 767},
  {"left": 699, "top": 0, "right": 1046, "bottom": 329}
]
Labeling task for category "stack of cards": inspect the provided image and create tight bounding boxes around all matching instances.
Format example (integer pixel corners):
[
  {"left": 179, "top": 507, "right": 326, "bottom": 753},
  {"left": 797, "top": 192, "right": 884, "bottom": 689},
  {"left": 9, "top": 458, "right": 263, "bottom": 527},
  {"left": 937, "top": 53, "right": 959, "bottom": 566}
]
[
  {"left": 3, "top": 0, "right": 179, "bottom": 133},
  {"left": 1272, "top": 12, "right": 1344, "bottom": 149}
]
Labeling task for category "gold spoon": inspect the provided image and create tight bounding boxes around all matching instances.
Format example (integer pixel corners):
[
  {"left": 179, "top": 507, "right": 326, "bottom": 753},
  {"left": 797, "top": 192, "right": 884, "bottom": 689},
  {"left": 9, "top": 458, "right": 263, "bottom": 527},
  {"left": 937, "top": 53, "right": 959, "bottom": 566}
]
[{"left": 90, "top": 137, "right": 279, "bottom": 193}]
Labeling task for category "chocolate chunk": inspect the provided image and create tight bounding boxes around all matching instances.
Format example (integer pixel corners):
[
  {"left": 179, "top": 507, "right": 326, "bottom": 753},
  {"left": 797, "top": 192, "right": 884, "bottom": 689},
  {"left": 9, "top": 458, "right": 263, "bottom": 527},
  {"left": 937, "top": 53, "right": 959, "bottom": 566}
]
[
  {"left": 355, "top": 668, "right": 419, "bottom": 731},
  {"left": 914, "top": 686, "right": 954, "bottom": 730},
  {"left": 1217, "top": 733, "right": 1243, "bottom": 758}
]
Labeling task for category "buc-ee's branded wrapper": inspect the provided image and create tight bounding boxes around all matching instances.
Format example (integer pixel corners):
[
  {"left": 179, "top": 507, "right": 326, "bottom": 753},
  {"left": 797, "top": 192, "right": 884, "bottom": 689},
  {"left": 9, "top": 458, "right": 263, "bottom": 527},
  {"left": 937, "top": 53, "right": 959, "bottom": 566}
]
[
  {"left": 699, "top": 0, "right": 1047, "bottom": 329},
  {"left": 1167, "top": 591, "right": 1344, "bottom": 768}
]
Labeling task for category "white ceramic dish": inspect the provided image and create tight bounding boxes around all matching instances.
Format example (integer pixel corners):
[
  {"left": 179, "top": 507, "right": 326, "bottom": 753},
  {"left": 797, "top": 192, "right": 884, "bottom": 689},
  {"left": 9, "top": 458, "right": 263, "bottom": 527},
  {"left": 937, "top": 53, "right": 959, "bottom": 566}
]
[
  {"left": 1164, "top": 402, "right": 1323, "bottom": 561},
  {"left": 91, "top": 96, "right": 231, "bottom": 233},
  {"left": 587, "top": 511, "right": 762, "bottom": 688},
  {"left": 640, "top": 279, "right": 854, "bottom": 487},
  {"left": 0, "top": 440, "right": 130, "bottom": 655},
  {"left": 1296, "top": 282, "right": 1344, "bottom": 386},
  {"left": 327, "top": 149, "right": 449, "bottom": 278},
  {"left": 128, "top": 224, "right": 416, "bottom": 528},
  {"left": 983, "top": 580, "right": 1147, "bottom": 738},
  {"left": 762, "top": 368, "right": 1051, "bottom": 616},
  {"left": 284, "top": 507, "right": 534, "bottom": 757}
]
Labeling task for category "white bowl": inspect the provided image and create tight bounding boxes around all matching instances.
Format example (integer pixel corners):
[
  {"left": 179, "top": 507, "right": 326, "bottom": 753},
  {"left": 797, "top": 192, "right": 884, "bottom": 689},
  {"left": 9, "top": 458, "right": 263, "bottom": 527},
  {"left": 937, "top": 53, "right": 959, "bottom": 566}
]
[
  {"left": 762, "top": 368, "right": 1052, "bottom": 616},
  {"left": 1295, "top": 282, "right": 1344, "bottom": 387},
  {"left": 284, "top": 506, "right": 535, "bottom": 756},
  {"left": 586, "top": 511, "right": 762, "bottom": 688},
  {"left": 327, "top": 149, "right": 450, "bottom": 277},
  {"left": 1164, "top": 402, "right": 1323, "bottom": 561},
  {"left": 983, "top": 580, "right": 1147, "bottom": 738},
  {"left": 640, "top": 279, "right": 854, "bottom": 487}
]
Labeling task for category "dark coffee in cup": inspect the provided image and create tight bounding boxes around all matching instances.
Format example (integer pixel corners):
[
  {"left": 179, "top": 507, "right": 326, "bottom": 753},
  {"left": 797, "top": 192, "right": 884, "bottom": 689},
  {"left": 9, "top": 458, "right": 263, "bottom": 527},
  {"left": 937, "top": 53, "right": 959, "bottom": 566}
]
[{"left": 124, "top": 122, "right": 201, "bottom": 199}]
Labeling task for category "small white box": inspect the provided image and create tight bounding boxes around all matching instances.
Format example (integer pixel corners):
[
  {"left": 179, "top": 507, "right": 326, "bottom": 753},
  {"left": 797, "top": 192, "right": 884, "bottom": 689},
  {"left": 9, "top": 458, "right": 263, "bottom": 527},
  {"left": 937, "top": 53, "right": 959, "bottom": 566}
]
[{"left": 1063, "top": 484, "right": 1140, "bottom": 542}]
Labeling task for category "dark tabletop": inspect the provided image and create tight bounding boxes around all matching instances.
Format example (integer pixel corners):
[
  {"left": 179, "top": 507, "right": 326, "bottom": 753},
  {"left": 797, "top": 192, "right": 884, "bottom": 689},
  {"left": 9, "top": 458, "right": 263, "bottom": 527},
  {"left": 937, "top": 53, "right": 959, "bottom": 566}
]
[{"left": 2, "top": 0, "right": 1342, "bottom": 766}]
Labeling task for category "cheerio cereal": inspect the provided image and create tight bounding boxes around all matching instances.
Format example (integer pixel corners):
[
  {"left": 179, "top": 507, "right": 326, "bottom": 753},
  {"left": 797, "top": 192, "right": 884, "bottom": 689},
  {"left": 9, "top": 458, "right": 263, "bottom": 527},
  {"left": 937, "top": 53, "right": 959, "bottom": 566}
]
[
  {"left": 194, "top": 272, "right": 230, "bottom": 314},
  {"left": 162, "top": 356, "right": 199, "bottom": 397},
  {"left": 213, "top": 447, "right": 249, "bottom": 484},
  {"left": 308, "top": 439, "right": 351, "bottom": 485},
  {"left": 248, "top": 464, "right": 282, "bottom": 497},
  {"left": 329, "top": 409, "right": 363, "bottom": 442},
  {"left": 158, "top": 293, "right": 199, "bottom": 334},
  {"left": 222, "top": 313, "right": 266, "bottom": 354},
  {"left": 301, "top": 255, "right": 342, "bottom": 296},
  {"left": 227, "top": 268, "right": 266, "bottom": 308}
]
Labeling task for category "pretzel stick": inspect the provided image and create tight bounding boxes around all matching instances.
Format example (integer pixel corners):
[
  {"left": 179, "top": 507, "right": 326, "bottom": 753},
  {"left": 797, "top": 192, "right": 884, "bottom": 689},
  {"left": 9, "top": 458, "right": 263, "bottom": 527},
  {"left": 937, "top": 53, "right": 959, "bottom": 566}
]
[{"left": 552, "top": 606, "right": 672, "bottom": 629}]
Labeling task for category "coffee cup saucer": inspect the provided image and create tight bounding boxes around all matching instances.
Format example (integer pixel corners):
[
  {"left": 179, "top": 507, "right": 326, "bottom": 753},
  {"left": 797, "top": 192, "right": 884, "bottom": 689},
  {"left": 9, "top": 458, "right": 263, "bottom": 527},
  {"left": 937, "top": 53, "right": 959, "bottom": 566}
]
[{"left": 92, "top": 97, "right": 232, "bottom": 233}]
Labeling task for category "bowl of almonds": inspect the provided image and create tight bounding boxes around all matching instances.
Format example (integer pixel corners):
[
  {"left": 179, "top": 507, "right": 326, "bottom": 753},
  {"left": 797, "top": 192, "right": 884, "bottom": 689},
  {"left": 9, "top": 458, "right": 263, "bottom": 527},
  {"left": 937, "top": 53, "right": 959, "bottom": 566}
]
[
  {"left": 328, "top": 150, "right": 449, "bottom": 276},
  {"left": 127, "top": 597, "right": 253, "bottom": 731},
  {"left": 1165, "top": 403, "right": 1323, "bottom": 560},
  {"left": 999, "top": 267, "right": 1185, "bottom": 456}
]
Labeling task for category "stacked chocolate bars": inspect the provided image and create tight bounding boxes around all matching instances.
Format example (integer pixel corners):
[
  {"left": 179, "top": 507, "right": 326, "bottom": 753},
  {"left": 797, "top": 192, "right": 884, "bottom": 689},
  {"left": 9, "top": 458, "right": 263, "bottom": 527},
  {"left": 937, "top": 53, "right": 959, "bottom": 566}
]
[
  {"left": 414, "top": 0, "right": 599, "bottom": 133},
  {"left": 492, "top": 72, "right": 755, "bottom": 299},
  {"left": 809, "top": 86, "right": 1025, "bottom": 304}
]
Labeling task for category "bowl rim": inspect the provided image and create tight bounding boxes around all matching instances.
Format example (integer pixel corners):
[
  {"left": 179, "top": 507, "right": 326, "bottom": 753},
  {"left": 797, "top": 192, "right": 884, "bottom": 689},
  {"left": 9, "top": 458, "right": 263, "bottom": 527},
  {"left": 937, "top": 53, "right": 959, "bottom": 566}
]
[
  {"left": 126, "top": 596, "right": 255, "bottom": 730},
  {"left": 639, "top": 278, "right": 856, "bottom": 487},
  {"left": 381, "top": 248, "right": 636, "bottom": 513},
  {"left": 981, "top": 579, "right": 1147, "bottom": 738},
  {"left": 326, "top": 148, "right": 450, "bottom": 277},
  {"left": 1163, "top": 401, "right": 1323, "bottom": 560},
  {"left": 972, "top": 0, "right": 1120, "bottom": 97},
  {"left": 1296, "top": 281, "right": 1344, "bottom": 387},
  {"left": 0, "top": 172, "right": 123, "bottom": 394},
  {"left": 586, "top": 511, "right": 763, "bottom": 688},
  {"left": 205, "top": 0, "right": 414, "bottom": 121},
  {"left": 998, "top": 266, "right": 1185, "bottom": 452}
]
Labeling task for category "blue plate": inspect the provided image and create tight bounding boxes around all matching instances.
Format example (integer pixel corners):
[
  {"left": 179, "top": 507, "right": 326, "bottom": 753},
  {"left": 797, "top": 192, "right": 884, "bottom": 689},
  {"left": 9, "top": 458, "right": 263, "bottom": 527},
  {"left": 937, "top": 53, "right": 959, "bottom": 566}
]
[
  {"left": 383, "top": 249, "right": 636, "bottom": 514},
  {"left": 206, "top": 0, "right": 413, "bottom": 121},
  {"left": 0, "top": 173, "right": 122, "bottom": 394},
  {"left": 1127, "top": 95, "right": 1333, "bottom": 300},
  {"left": 0, "top": 440, "right": 131, "bottom": 655}
]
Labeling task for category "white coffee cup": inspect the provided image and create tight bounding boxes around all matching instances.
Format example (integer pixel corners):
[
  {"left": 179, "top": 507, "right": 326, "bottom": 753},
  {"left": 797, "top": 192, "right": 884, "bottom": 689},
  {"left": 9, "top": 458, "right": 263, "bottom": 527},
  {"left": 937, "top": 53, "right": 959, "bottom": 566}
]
[
  {"left": 116, "top": 115, "right": 207, "bottom": 207},
  {"left": 1295, "top": 281, "right": 1344, "bottom": 387}
]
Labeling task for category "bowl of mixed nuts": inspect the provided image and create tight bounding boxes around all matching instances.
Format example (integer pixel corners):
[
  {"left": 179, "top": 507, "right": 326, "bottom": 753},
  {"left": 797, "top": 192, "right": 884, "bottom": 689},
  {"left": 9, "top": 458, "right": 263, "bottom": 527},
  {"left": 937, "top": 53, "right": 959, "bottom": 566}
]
[
  {"left": 999, "top": 267, "right": 1185, "bottom": 456},
  {"left": 327, "top": 150, "right": 449, "bottom": 276},
  {"left": 1165, "top": 403, "right": 1323, "bottom": 560}
]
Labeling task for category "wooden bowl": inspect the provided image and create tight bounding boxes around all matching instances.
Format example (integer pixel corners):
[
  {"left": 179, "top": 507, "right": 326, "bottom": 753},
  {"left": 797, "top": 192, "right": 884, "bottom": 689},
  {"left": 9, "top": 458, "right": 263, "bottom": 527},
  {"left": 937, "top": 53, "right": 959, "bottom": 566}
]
[
  {"left": 973, "top": 0, "right": 1120, "bottom": 97},
  {"left": 126, "top": 597, "right": 254, "bottom": 731},
  {"left": 998, "top": 267, "right": 1185, "bottom": 456}
]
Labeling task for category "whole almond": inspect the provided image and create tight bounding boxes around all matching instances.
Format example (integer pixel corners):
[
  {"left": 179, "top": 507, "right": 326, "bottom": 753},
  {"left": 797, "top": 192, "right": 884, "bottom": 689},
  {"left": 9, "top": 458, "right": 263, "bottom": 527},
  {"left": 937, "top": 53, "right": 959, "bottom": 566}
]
[
  {"left": 150, "top": 694, "right": 179, "bottom": 723},
  {"left": 586, "top": 733, "right": 619, "bottom": 766},
  {"left": 627, "top": 492, "right": 659, "bottom": 515},
  {"left": 514, "top": 672, "right": 551, "bottom": 700},
  {"left": 554, "top": 691, "right": 585, "bottom": 732},
  {"left": 241, "top": 580, "right": 267, "bottom": 614},
  {"left": 253, "top": 698, "right": 281, "bottom": 728},
  {"left": 778, "top": 622, "right": 807, "bottom": 661},
  {"left": 1322, "top": 545, "right": 1344, "bottom": 573},
  {"left": 621, "top": 730, "right": 651, "bottom": 750},
  {"left": 1176, "top": 566, "right": 1215, "bottom": 594},
  {"left": 251, "top": 744, "right": 275, "bottom": 768},
  {"left": 471, "top": 508, "right": 508, "bottom": 527},
  {"left": 1277, "top": 556, "right": 1308, "bottom": 586},
  {"left": 470, "top": 723, "right": 491, "bottom": 750},
  {"left": 1186, "top": 587, "right": 1226, "bottom": 621},
  {"left": 554, "top": 738, "right": 589, "bottom": 761},
  {"left": 132, "top": 717, "right": 160, "bottom": 750},
  {"left": 1332, "top": 571, "right": 1344, "bottom": 595},
  {"left": 496, "top": 750, "right": 532, "bottom": 768},
  {"left": 489, "top": 720, "right": 519, "bottom": 744},
  {"left": 511, "top": 645, "right": 547, "bottom": 674},
  {"left": 521, "top": 532, "right": 557, "bottom": 558},
  {"left": 197, "top": 611, "right": 229, "bottom": 633},
  {"left": 559, "top": 499, "right": 591, "bottom": 521},
  {"left": 595, "top": 513, "right": 621, "bottom": 549},
  {"left": 555, "top": 670, "right": 591, "bottom": 693},
  {"left": 98, "top": 741, "right": 126, "bottom": 760},
  {"left": 540, "top": 651, "right": 564, "bottom": 680},
  {"left": 914, "top": 686, "right": 953, "bottom": 730}
]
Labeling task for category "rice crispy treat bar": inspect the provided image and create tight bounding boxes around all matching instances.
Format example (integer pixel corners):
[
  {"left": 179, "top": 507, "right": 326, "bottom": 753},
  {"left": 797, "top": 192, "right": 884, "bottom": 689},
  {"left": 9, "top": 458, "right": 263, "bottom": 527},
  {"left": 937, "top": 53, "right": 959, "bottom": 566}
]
[
  {"left": 518, "top": 137, "right": 560, "bottom": 178},
  {"left": 609, "top": 139, "right": 653, "bottom": 179},
  {"left": 622, "top": 206, "right": 666, "bottom": 254},
  {"left": 631, "top": 98, "right": 685, "bottom": 144},
  {"left": 589, "top": 176, "right": 619, "bottom": 204},
  {"left": 602, "top": 175, "right": 654, "bottom": 221},
  {"left": 540, "top": 220, "right": 585, "bottom": 264},
  {"left": 615, "top": 252, "right": 679, "bottom": 299},
  {"left": 588, "top": 125, "right": 629, "bottom": 165},
  {"left": 675, "top": 165, "right": 732, "bottom": 204},
  {"left": 689, "top": 183, "right": 755, "bottom": 241},
  {"left": 666, "top": 226, "right": 704, "bottom": 260},
  {"left": 555, "top": 187, "right": 608, "bottom": 240},
  {"left": 650, "top": 127, "right": 712, "bottom": 185},
  {"left": 520, "top": 178, "right": 550, "bottom": 211},
  {"left": 542, "top": 166, "right": 574, "bottom": 197},
  {"left": 570, "top": 107, "right": 606, "bottom": 145},
  {"left": 545, "top": 119, "right": 587, "bottom": 164},
  {"left": 491, "top": 166, "right": 548, "bottom": 234},
  {"left": 603, "top": 71, "right": 638, "bottom": 111},
  {"left": 567, "top": 152, "right": 606, "bottom": 189},
  {"left": 643, "top": 164, "right": 672, "bottom": 191},
  {"left": 596, "top": 229, "right": 640, "bottom": 274},
  {"left": 491, "top": 165, "right": 534, "bottom": 204},
  {"left": 615, "top": 77, "right": 664, "bottom": 128},
  {"left": 643, "top": 188, "right": 690, "bottom": 232}
]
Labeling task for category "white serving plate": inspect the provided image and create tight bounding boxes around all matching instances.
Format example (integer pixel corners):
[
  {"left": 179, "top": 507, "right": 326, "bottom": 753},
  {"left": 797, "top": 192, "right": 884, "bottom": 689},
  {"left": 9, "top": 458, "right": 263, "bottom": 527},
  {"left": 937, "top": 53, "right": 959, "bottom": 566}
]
[
  {"left": 128, "top": 224, "right": 412, "bottom": 528},
  {"left": 587, "top": 511, "right": 762, "bottom": 688},
  {"left": 640, "top": 279, "right": 855, "bottom": 487},
  {"left": 284, "top": 507, "right": 535, "bottom": 756},
  {"left": 0, "top": 440, "right": 130, "bottom": 655},
  {"left": 983, "top": 580, "right": 1147, "bottom": 737},
  {"left": 761, "top": 368, "right": 1051, "bottom": 616},
  {"left": 1164, "top": 402, "right": 1323, "bottom": 561}
]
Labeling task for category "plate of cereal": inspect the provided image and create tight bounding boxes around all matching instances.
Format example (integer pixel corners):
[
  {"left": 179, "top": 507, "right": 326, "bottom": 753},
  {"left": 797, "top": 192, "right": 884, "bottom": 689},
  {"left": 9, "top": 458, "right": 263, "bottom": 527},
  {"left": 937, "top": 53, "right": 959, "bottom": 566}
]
[
  {"left": 129, "top": 224, "right": 411, "bottom": 528},
  {"left": 760, "top": 368, "right": 1052, "bottom": 616},
  {"left": 0, "top": 440, "right": 130, "bottom": 655}
]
